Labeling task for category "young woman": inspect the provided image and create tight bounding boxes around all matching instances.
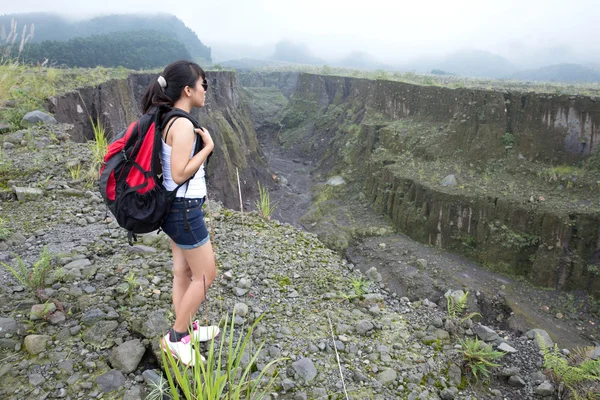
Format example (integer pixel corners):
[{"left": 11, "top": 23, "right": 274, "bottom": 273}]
[{"left": 141, "top": 60, "right": 219, "bottom": 366}]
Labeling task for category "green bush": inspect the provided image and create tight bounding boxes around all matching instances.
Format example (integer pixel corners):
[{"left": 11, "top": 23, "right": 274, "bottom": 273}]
[{"left": 162, "top": 313, "right": 285, "bottom": 399}]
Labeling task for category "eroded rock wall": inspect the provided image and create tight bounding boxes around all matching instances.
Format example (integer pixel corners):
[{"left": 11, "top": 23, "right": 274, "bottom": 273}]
[
  {"left": 46, "top": 71, "right": 270, "bottom": 208},
  {"left": 241, "top": 72, "right": 600, "bottom": 294}
]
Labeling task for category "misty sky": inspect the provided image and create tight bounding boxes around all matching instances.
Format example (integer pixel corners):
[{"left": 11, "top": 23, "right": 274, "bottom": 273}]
[{"left": 3, "top": 0, "right": 599, "bottom": 66}]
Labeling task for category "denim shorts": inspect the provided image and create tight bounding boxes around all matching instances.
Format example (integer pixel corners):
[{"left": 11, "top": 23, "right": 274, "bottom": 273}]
[{"left": 161, "top": 197, "right": 210, "bottom": 249}]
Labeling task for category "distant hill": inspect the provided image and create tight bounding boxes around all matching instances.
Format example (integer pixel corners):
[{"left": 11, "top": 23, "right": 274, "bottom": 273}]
[
  {"left": 332, "top": 51, "right": 388, "bottom": 70},
  {"left": 271, "top": 40, "right": 323, "bottom": 65},
  {"left": 14, "top": 30, "right": 191, "bottom": 69},
  {"left": 0, "top": 12, "right": 211, "bottom": 62},
  {"left": 405, "top": 49, "right": 518, "bottom": 79},
  {"left": 218, "top": 58, "right": 294, "bottom": 70},
  {"left": 511, "top": 63, "right": 600, "bottom": 83}
]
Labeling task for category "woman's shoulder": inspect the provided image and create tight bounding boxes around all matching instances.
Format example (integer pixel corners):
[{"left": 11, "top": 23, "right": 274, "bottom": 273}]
[{"left": 165, "top": 116, "right": 194, "bottom": 140}]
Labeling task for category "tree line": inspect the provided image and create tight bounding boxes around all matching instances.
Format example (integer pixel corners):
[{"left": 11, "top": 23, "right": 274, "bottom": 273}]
[{"left": 4, "top": 30, "right": 191, "bottom": 69}]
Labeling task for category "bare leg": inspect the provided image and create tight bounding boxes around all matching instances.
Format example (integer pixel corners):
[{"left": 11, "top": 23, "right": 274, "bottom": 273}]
[
  {"left": 172, "top": 240, "right": 216, "bottom": 333},
  {"left": 170, "top": 240, "right": 192, "bottom": 316}
]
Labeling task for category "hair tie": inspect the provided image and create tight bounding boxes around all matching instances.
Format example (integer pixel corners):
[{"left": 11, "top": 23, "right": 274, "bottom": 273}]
[{"left": 157, "top": 76, "right": 167, "bottom": 89}]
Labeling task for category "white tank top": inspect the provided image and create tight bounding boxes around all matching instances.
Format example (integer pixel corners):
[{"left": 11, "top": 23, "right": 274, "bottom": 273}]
[{"left": 161, "top": 139, "right": 207, "bottom": 198}]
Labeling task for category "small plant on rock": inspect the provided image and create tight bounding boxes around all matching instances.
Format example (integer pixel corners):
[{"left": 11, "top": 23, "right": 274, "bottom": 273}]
[
  {"left": 446, "top": 290, "right": 481, "bottom": 323},
  {"left": 254, "top": 181, "right": 278, "bottom": 221},
  {"left": 0, "top": 217, "right": 11, "bottom": 240},
  {"left": 541, "top": 340, "right": 600, "bottom": 398},
  {"left": 125, "top": 271, "right": 139, "bottom": 302},
  {"left": 146, "top": 374, "right": 172, "bottom": 400},
  {"left": 68, "top": 164, "right": 82, "bottom": 180},
  {"left": 1, "top": 246, "right": 55, "bottom": 295},
  {"left": 88, "top": 117, "right": 107, "bottom": 181},
  {"left": 459, "top": 337, "right": 505, "bottom": 380},
  {"left": 162, "top": 313, "right": 285, "bottom": 400},
  {"left": 351, "top": 277, "right": 368, "bottom": 297}
]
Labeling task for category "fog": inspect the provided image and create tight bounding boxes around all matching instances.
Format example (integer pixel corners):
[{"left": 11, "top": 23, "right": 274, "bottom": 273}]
[{"left": 2, "top": 0, "right": 599, "bottom": 68}]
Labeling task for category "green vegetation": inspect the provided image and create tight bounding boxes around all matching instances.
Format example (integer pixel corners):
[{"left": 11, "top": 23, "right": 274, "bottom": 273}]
[
  {"left": 254, "top": 182, "right": 278, "bottom": 221},
  {"left": 88, "top": 117, "right": 107, "bottom": 181},
  {"left": 125, "top": 271, "right": 139, "bottom": 302},
  {"left": 0, "top": 217, "right": 11, "bottom": 240},
  {"left": 162, "top": 313, "right": 284, "bottom": 399},
  {"left": 539, "top": 165, "right": 585, "bottom": 183},
  {"left": 446, "top": 291, "right": 481, "bottom": 323},
  {"left": 1, "top": 246, "right": 56, "bottom": 296},
  {"left": 0, "top": 63, "right": 132, "bottom": 130},
  {"left": 351, "top": 277, "right": 369, "bottom": 297},
  {"left": 459, "top": 337, "right": 505, "bottom": 380},
  {"left": 68, "top": 164, "right": 81, "bottom": 181},
  {"left": 10, "top": 30, "right": 190, "bottom": 69},
  {"left": 0, "top": 13, "right": 211, "bottom": 62},
  {"left": 541, "top": 342, "right": 600, "bottom": 398}
]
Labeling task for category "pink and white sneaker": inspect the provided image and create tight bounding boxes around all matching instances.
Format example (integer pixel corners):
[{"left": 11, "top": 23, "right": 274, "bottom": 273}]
[
  {"left": 191, "top": 321, "right": 220, "bottom": 342},
  {"left": 161, "top": 333, "right": 204, "bottom": 366}
]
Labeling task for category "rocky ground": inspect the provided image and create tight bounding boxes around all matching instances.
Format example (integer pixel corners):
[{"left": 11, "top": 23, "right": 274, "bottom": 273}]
[{"left": 0, "top": 117, "right": 589, "bottom": 399}]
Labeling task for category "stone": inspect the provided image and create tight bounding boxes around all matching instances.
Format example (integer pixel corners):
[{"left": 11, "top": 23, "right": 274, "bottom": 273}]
[
  {"left": 282, "top": 378, "right": 295, "bottom": 391},
  {"left": 14, "top": 187, "right": 44, "bottom": 201},
  {"left": 0, "top": 318, "right": 18, "bottom": 335},
  {"left": 0, "top": 338, "right": 20, "bottom": 350},
  {"left": 238, "top": 278, "right": 252, "bottom": 288},
  {"left": 440, "top": 387, "right": 457, "bottom": 400},
  {"left": 588, "top": 346, "right": 600, "bottom": 360},
  {"left": 356, "top": 319, "right": 374, "bottom": 335},
  {"left": 535, "top": 381, "right": 554, "bottom": 396},
  {"left": 81, "top": 308, "right": 108, "bottom": 326},
  {"left": 48, "top": 311, "right": 66, "bottom": 325},
  {"left": 137, "top": 312, "right": 170, "bottom": 339},
  {"left": 95, "top": 369, "right": 126, "bottom": 392},
  {"left": 416, "top": 259, "right": 427, "bottom": 269},
  {"left": 30, "top": 303, "right": 56, "bottom": 320},
  {"left": 441, "top": 174, "right": 457, "bottom": 187},
  {"left": 233, "top": 302, "right": 249, "bottom": 317},
  {"left": 21, "top": 111, "right": 57, "bottom": 127},
  {"left": 64, "top": 258, "right": 92, "bottom": 269},
  {"left": 326, "top": 176, "right": 345, "bottom": 186},
  {"left": 109, "top": 339, "right": 146, "bottom": 373},
  {"left": 233, "top": 287, "right": 248, "bottom": 296},
  {"left": 124, "top": 385, "right": 144, "bottom": 400},
  {"left": 365, "top": 267, "right": 382, "bottom": 282},
  {"left": 508, "top": 375, "right": 526, "bottom": 387},
  {"left": 376, "top": 368, "right": 397, "bottom": 385},
  {"left": 29, "top": 373, "right": 45, "bottom": 386},
  {"left": 24, "top": 335, "right": 51, "bottom": 355},
  {"left": 447, "top": 363, "right": 462, "bottom": 386},
  {"left": 83, "top": 321, "right": 119, "bottom": 348},
  {"left": 497, "top": 342, "right": 517, "bottom": 353},
  {"left": 435, "top": 329, "right": 450, "bottom": 340},
  {"left": 142, "top": 369, "right": 162, "bottom": 386},
  {"left": 472, "top": 324, "right": 499, "bottom": 342},
  {"left": 525, "top": 329, "right": 553, "bottom": 350},
  {"left": 291, "top": 358, "right": 317, "bottom": 382},
  {"left": 499, "top": 367, "right": 520, "bottom": 377}
]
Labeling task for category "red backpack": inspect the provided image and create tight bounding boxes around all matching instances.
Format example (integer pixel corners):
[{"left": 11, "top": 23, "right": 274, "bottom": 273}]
[{"left": 99, "top": 106, "right": 202, "bottom": 244}]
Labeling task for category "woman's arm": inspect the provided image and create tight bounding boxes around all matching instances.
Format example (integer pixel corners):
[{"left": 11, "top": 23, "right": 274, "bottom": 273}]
[{"left": 168, "top": 117, "right": 214, "bottom": 185}]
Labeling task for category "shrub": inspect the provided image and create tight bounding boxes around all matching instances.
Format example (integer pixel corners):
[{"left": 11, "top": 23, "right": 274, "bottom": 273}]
[
  {"left": 162, "top": 313, "right": 285, "bottom": 399},
  {"left": 1, "top": 246, "right": 56, "bottom": 295},
  {"left": 254, "top": 182, "right": 278, "bottom": 221},
  {"left": 459, "top": 337, "right": 505, "bottom": 380}
]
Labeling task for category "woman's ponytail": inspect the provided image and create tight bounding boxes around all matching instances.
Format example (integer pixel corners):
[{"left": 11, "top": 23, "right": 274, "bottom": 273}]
[{"left": 140, "top": 60, "right": 205, "bottom": 114}]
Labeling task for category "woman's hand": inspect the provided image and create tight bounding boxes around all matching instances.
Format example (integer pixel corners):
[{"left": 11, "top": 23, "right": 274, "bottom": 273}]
[{"left": 195, "top": 127, "right": 214, "bottom": 151}]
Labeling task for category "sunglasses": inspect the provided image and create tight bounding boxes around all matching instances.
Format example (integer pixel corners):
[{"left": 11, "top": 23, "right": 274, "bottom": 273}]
[{"left": 202, "top": 81, "right": 208, "bottom": 91}]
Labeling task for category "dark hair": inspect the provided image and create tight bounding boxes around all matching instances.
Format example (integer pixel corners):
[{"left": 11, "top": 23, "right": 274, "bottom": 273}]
[{"left": 141, "top": 60, "right": 206, "bottom": 114}]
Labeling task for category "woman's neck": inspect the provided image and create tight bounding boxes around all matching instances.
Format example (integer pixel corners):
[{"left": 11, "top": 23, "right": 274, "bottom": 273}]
[{"left": 172, "top": 101, "right": 192, "bottom": 113}]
